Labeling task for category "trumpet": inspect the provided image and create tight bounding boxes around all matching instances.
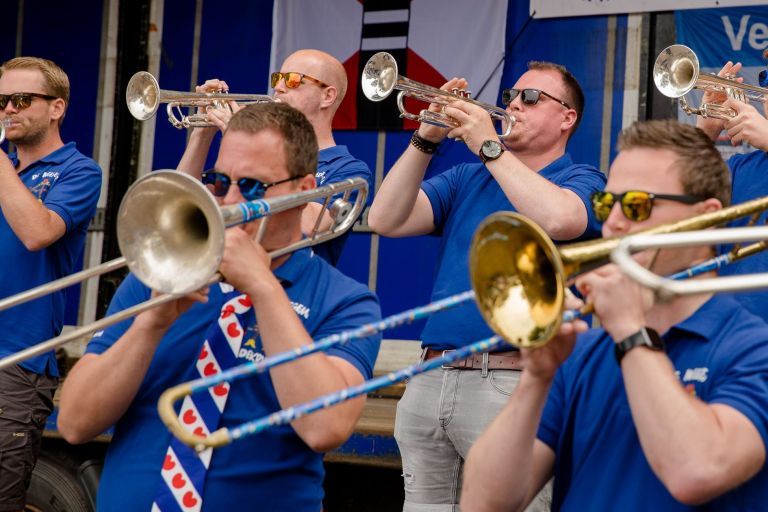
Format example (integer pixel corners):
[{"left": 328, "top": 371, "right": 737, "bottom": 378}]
[
  {"left": 361, "top": 52, "right": 515, "bottom": 137},
  {"left": 126, "top": 71, "right": 275, "bottom": 129},
  {"left": 159, "top": 197, "right": 768, "bottom": 450},
  {"left": 0, "top": 172, "right": 368, "bottom": 370},
  {"left": 653, "top": 44, "right": 768, "bottom": 120}
]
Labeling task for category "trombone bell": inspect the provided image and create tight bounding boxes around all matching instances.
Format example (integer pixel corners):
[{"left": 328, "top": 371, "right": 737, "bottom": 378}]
[{"left": 470, "top": 213, "right": 565, "bottom": 349}]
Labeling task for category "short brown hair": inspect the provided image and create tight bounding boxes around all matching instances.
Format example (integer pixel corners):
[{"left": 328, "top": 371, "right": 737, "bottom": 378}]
[
  {"left": 528, "top": 61, "right": 584, "bottom": 139},
  {"left": 617, "top": 119, "right": 731, "bottom": 206},
  {"left": 0, "top": 57, "right": 70, "bottom": 125},
  {"left": 227, "top": 103, "right": 318, "bottom": 178}
]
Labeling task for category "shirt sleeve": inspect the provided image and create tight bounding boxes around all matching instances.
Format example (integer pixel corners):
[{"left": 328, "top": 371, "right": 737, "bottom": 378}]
[
  {"left": 707, "top": 321, "right": 768, "bottom": 450},
  {"left": 537, "top": 366, "right": 566, "bottom": 451},
  {"left": 86, "top": 274, "right": 149, "bottom": 355},
  {"left": 316, "top": 290, "right": 382, "bottom": 381},
  {"left": 555, "top": 165, "right": 607, "bottom": 240},
  {"left": 421, "top": 164, "right": 465, "bottom": 235},
  {"left": 43, "top": 156, "right": 102, "bottom": 233}
]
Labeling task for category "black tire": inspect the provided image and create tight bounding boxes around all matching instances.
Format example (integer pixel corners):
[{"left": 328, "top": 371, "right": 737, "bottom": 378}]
[{"left": 25, "top": 454, "right": 91, "bottom": 512}]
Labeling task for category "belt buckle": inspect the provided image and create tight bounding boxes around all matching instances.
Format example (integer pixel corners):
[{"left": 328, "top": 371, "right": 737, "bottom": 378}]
[{"left": 441, "top": 349, "right": 456, "bottom": 369}]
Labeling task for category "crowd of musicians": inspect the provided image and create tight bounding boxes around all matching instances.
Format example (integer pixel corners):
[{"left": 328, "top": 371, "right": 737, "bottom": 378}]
[{"left": 0, "top": 43, "right": 766, "bottom": 512}]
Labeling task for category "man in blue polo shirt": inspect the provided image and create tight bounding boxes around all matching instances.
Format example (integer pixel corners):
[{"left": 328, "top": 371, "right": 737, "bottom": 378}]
[
  {"left": 0, "top": 56, "right": 101, "bottom": 509},
  {"left": 177, "top": 49, "right": 373, "bottom": 266},
  {"left": 368, "top": 61, "right": 605, "bottom": 511},
  {"left": 695, "top": 62, "right": 768, "bottom": 319},
  {"left": 57, "top": 103, "right": 381, "bottom": 511},
  {"left": 462, "top": 120, "right": 768, "bottom": 512}
]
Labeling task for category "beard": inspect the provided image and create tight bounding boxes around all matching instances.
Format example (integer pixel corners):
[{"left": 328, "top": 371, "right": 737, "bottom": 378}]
[{"left": 8, "top": 119, "right": 48, "bottom": 147}]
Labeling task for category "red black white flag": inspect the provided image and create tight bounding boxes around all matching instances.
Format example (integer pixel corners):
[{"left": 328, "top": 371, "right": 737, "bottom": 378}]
[{"left": 270, "top": 0, "right": 508, "bottom": 130}]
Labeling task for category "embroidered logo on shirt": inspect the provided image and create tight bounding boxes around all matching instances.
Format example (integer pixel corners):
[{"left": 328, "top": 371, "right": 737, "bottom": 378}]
[
  {"left": 291, "top": 301, "right": 310, "bottom": 319},
  {"left": 30, "top": 178, "right": 52, "bottom": 200},
  {"left": 682, "top": 367, "right": 709, "bottom": 383},
  {"left": 315, "top": 171, "right": 326, "bottom": 184}
]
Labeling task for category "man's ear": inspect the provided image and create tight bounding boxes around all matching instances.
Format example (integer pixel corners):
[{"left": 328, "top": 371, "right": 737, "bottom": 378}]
[
  {"left": 50, "top": 98, "right": 66, "bottom": 123},
  {"left": 696, "top": 197, "right": 722, "bottom": 214},
  {"left": 561, "top": 109, "right": 577, "bottom": 134},
  {"left": 299, "top": 173, "right": 317, "bottom": 191},
  {"left": 320, "top": 86, "right": 337, "bottom": 110}
]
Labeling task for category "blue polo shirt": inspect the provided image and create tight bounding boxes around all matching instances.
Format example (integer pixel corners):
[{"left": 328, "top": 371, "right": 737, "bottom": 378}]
[
  {"left": 0, "top": 142, "right": 101, "bottom": 376},
  {"left": 538, "top": 294, "right": 768, "bottom": 511},
  {"left": 86, "top": 247, "right": 381, "bottom": 512},
  {"left": 721, "top": 150, "right": 768, "bottom": 320},
  {"left": 420, "top": 154, "right": 606, "bottom": 350},
  {"left": 312, "top": 145, "right": 373, "bottom": 266}
]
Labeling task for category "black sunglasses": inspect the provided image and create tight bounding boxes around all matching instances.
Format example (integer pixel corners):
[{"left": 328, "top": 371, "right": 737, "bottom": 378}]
[
  {"left": 201, "top": 171, "right": 301, "bottom": 201},
  {"left": 501, "top": 88, "right": 571, "bottom": 109},
  {"left": 0, "top": 92, "right": 59, "bottom": 110},
  {"left": 591, "top": 190, "right": 703, "bottom": 223}
]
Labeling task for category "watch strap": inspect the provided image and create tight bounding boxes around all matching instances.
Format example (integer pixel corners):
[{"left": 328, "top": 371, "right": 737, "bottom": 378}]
[{"left": 614, "top": 327, "right": 665, "bottom": 364}]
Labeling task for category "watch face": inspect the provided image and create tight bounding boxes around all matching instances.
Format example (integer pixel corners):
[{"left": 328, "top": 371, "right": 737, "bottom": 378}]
[{"left": 482, "top": 140, "right": 503, "bottom": 159}]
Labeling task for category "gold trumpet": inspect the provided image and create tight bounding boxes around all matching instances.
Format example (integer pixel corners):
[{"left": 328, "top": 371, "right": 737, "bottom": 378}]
[
  {"left": 126, "top": 71, "right": 275, "bottom": 129},
  {"left": 361, "top": 52, "right": 515, "bottom": 137},
  {"left": 0, "top": 172, "right": 368, "bottom": 370},
  {"left": 471, "top": 195, "right": 768, "bottom": 348},
  {"left": 653, "top": 44, "right": 768, "bottom": 120}
]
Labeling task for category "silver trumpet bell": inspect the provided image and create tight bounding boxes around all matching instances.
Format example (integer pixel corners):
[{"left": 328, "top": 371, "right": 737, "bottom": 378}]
[
  {"left": 126, "top": 71, "right": 275, "bottom": 129},
  {"left": 653, "top": 44, "right": 768, "bottom": 120},
  {"left": 362, "top": 52, "right": 515, "bottom": 137}
]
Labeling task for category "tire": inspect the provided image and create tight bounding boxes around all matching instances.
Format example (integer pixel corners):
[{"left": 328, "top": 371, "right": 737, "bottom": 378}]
[{"left": 25, "top": 454, "right": 91, "bottom": 512}]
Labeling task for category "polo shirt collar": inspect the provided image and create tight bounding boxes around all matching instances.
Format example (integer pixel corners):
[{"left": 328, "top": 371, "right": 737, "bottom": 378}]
[
  {"left": 9, "top": 141, "right": 78, "bottom": 168},
  {"left": 538, "top": 153, "right": 574, "bottom": 180},
  {"left": 666, "top": 294, "right": 739, "bottom": 342},
  {"left": 318, "top": 145, "right": 347, "bottom": 165},
  {"left": 272, "top": 246, "right": 314, "bottom": 287}
]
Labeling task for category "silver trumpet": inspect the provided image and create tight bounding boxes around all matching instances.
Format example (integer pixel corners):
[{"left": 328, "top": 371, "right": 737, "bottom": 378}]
[
  {"left": 126, "top": 71, "right": 275, "bottom": 129},
  {"left": 0, "top": 118, "right": 9, "bottom": 144},
  {"left": 361, "top": 52, "right": 514, "bottom": 137},
  {"left": 654, "top": 44, "right": 768, "bottom": 120},
  {"left": 0, "top": 171, "right": 368, "bottom": 370}
]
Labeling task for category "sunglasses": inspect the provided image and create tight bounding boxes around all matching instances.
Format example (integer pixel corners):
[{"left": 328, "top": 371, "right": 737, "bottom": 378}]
[
  {"left": 0, "top": 92, "right": 58, "bottom": 110},
  {"left": 270, "top": 71, "right": 329, "bottom": 90},
  {"left": 201, "top": 171, "right": 301, "bottom": 201},
  {"left": 591, "top": 190, "right": 703, "bottom": 223},
  {"left": 501, "top": 88, "right": 571, "bottom": 109}
]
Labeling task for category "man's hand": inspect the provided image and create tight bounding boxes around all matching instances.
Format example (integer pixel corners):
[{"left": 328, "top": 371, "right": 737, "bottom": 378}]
[
  {"left": 576, "top": 263, "right": 654, "bottom": 342},
  {"left": 136, "top": 287, "right": 210, "bottom": 332},
  {"left": 521, "top": 293, "right": 588, "bottom": 382},
  {"left": 723, "top": 98, "right": 768, "bottom": 150},
  {"left": 444, "top": 100, "right": 500, "bottom": 155},
  {"left": 417, "top": 77, "right": 469, "bottom": 144},
  {"left": 192, "top": 78, "right": 237, "bottom": 134},
  {"left": 218, "top": 228, "right": 274, "bottom": 298},
  {"left": 696, "top": 61, "right": 742, "bottom": 139}
]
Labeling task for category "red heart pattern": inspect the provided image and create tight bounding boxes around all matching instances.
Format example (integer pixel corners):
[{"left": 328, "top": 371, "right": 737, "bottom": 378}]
[
  {"left": 227, "top": 323, "right": 241, "bottom": 338},
  {"left": 182, "top": 409, "right": 197, "bottom": 425},
  {"left": 182, "top": 491, "right": 198, "bottom": 508},
  {"left": 172, "top": 473, "right": 186, "bottom": 489},
  {"left": 163, "top": 455, "right": 175, "bottom": 471},
  {"left": 203, "top": 362, "right": 217, "bottom": 376},
  {"left": 238, "top": 296, "right": 252, "bottom": 308},
  {"left": 220, "top": 304, "right": 235, "bottom": 319},
  {"left": 193, "top": 427, "right": 206, "bottom": 438},
  {"left": 213, "top": 383, "right": 228, "bottom": 396},
  {"left": 198, "top": 346, "right": 208, "bottom": 360}
]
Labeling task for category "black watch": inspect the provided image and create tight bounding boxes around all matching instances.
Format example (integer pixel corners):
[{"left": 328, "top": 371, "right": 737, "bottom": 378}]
[
  {"left": 479, "top": 139, "right": 505, "bottom": 164},
  {"left": 614, "top": 327, "right": 665, "bottom": 364}
]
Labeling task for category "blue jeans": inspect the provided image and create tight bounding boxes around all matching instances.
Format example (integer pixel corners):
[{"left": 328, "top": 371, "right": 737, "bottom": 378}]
[{"left": 395, "top": 360, "right": 550, "bottom": 512}]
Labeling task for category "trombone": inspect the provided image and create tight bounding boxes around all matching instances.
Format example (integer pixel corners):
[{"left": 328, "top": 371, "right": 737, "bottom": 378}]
[
  {"left": 159, "top": 196, "right": 768, "bottom": 450},
  {"left": 361, "top": 52, "right": 515, "bottom": 137},
  {"left": 126, "top": 71, "right": 275, "bottom": 129},
  {"left": 653, "top": 44, "right": 768, "bottom": 120},
  {"left": 0, "top": 172, "right": 368, "bottom": 371}
]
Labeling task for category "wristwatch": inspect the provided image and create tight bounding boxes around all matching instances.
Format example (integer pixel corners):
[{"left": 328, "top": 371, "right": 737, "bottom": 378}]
[
  {"left": 614, "top": 327, "right": 665, "bottom": 364},
  {"left": 478, "top": 139, "right": 505, "bottom": 164}
]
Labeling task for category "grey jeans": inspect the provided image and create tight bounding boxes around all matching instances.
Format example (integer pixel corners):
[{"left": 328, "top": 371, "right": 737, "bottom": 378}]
[{"left": 394, "top": 363, "right": 551, "bottom": 512}]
